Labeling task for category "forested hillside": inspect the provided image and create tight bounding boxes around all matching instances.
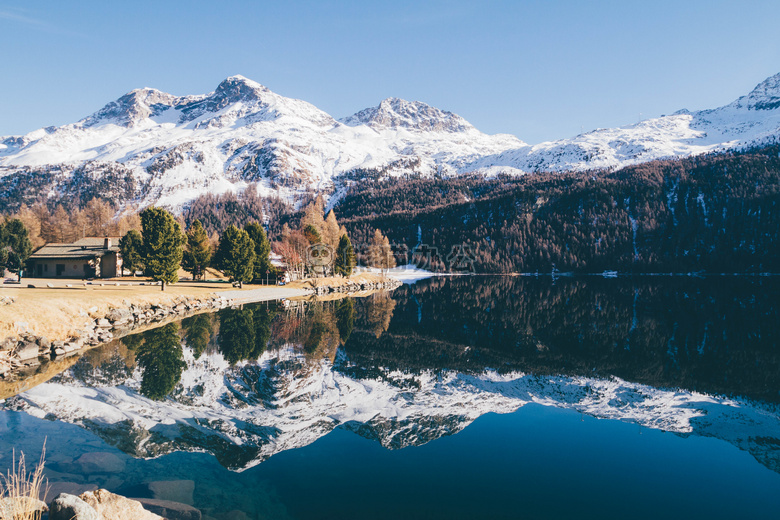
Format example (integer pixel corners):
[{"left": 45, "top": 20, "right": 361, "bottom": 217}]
[{"left": 336, "top": 144, "right": 780, "bottom": 273}]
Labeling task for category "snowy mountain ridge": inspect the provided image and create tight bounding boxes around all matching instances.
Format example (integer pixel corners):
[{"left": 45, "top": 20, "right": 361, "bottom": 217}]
[{"left": 2, "top": 73, "right": 780, "bottom": 211}]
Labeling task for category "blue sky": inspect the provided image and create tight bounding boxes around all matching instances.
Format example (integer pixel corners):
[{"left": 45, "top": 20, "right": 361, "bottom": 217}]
[{"left": 1, "top": 0, "right": 779, "bottom": 143}]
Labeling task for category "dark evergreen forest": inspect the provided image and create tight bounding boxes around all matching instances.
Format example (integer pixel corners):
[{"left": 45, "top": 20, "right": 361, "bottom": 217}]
[{"left": 334, "top": 144, "right": 780, "bottom": 273}]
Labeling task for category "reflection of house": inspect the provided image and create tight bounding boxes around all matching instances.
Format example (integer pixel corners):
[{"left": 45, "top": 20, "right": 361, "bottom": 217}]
[{"left": 27, "top": 237, "right": 122, "bottom": 279}]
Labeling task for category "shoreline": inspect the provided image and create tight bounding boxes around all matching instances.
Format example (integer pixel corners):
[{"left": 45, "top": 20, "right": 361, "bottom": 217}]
[{"left": 0, "top": 274, "right": 402, "bottom": 395}]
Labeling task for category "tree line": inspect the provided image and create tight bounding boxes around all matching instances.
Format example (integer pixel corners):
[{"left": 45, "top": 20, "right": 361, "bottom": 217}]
[{"left": 119, "top": 207, "right": 274, "bottom": 290}]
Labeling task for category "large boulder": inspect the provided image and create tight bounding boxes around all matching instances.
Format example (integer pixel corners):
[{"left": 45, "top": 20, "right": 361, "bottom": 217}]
[
  {"left": 75, "top": 452, "right": 126, "bottom": 474},
  {"left": 148, "top": 479, "right": 195, "bottom": 505},
  {"left": 41, "top": 482, "right": 98, "bottom": 503},
  {"left": 0, "top": 496, "right": 48, "bottom": 519},
  {"left": 134, "top": 498, "right": 202, "bottom": 520},
  {"left": 49, "top": 493, "right": 100, "bottom": 520},
  {"left": 79, "top": 489, "right": 163, "bottom": 520}
]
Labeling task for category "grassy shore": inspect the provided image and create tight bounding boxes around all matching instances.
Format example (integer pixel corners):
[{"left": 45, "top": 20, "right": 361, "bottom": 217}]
[{"left": 0, "top": 273, "right": 390, "bottom": 343}]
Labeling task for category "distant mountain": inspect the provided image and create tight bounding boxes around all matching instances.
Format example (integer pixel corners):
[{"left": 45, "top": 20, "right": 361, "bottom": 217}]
[{"left": 1, "top": 73, "right": 780, "bottom": 212}]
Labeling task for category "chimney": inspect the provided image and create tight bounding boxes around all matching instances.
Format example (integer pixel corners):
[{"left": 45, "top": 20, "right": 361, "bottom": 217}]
[{"left": 104, "top": 237, "right": 111, "bottom": 249}]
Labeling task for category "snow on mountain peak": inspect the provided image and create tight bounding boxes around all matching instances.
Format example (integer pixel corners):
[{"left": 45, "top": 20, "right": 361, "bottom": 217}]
[
  {"left": 83, "top": 87, "right": 178, "bottom": 127},
  {"left": 740, "top": 73, "right": 780, "bottom": 110},
  {"left": 341, "top": 97, "right": 474, "bottom": 133}
]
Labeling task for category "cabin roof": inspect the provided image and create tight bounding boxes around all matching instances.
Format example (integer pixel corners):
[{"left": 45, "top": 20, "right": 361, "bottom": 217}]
[{"left": 29, "top": 237, "right": 121, "bottom": 260}]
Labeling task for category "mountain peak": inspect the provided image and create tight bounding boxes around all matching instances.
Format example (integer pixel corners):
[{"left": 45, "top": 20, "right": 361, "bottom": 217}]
[
  {"left": 83, "top": 87, "right": 178, "bottom": 127},
  {"left": 341, "top": 97, "right": 474, "bottom": 132},
  {"left": 214, "top": 75, "right": 269, "bottom": 99},
  {"left": 742, "top": 72, "right": 780, "bottom": 110}
]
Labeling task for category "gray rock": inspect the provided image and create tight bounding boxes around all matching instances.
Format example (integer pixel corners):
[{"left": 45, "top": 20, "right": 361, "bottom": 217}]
[
  {"left": 148, "top": 479, "right": 195, "bottom": 505},
  {"left": 0, "top": 496, "right": 48, "bottom": 518},
  {"left": 95, "top": 318, "right": 111, "bottom": 328},
  {"left": 49, "top": 493, "right": 100, "bottom": 520},
  {"left": 106, "top": 308, "right": 131, "bottom": 322},
  {"left": 15, "top": 341, "right": 40, "bottom": 361},
  {"left": 75, "top": 452, "right": 126, "bottom": 474},
  {"left": 41, "top": 482, "right": 98, "bottom": 503},
  {"left": 79, "top": 489, "right": 163, "bottom": 520},
  {"left": 134, "top": 498, "right": 202, "bottom": 520}
]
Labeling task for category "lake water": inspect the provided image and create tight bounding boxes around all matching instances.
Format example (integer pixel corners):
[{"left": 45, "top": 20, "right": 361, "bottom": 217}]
[{"left": 1, "top": 276, "right": 779, "bottom": 519}]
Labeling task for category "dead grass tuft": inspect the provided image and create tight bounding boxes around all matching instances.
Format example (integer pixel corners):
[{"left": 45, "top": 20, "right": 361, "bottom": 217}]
[{"left": 0, "top": 442, "right": 48, "bottom": 520}]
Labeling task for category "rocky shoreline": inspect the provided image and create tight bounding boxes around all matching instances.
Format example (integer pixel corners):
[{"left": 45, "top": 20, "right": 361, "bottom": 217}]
[
  {"left": 0, "top": 276, "right": 402, "bottom": 384},
  {"left": 310, "top": 277, "right": 402, "bottom": 295},
  {"left": 0, "top": 295, "right": 234, "bottom": 383}
]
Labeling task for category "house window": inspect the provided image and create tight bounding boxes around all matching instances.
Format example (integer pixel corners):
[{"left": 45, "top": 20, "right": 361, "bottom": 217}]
[
  {"left": 56, "top": 264, "right": 65, "bottom": 276},
  {"left": 44, "top": 264, "right": 48, "bottom": 272}
]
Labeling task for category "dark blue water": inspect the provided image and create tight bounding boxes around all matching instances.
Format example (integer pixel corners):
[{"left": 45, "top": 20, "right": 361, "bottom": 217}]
[{"left": 1, "top": 276, "right": 779, "bottom": 519}]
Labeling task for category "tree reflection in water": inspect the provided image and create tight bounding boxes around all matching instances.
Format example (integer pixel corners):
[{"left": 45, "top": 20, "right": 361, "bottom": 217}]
[{"left": 135, "top": 323, "right": 186, "bottom": 400}]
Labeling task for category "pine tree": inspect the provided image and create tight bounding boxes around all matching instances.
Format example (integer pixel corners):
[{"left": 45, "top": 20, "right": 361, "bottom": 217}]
[
  {"left": 334, "top": 234, "right": 356, "bottom": 276},
  {"left": 244, "top": 221, "right": 273, "bottom": 283},
  {"left": 182, "top": 219, "right": 212, "bottom": 281},
  {"left": 0, "top": 219, "right": 32, "bottom": 281},
  {"left": 119, "top": 229, "right": 143, "bottom": 276},
  {"left": 140, "top": 207, "right": 184, "bottom": 291},
  {"left": 215, "top": 225, "right": 255, "bottom": 288}
]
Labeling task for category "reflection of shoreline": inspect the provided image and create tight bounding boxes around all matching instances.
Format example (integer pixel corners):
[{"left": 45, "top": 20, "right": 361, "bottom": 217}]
[{"left": 7, "top": 340, "right": 780, "bottom": 475}]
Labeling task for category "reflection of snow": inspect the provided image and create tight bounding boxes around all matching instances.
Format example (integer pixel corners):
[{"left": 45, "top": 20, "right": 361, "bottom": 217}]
[{"left": 10, "top": 344, "right": 780, "bottom": 473}]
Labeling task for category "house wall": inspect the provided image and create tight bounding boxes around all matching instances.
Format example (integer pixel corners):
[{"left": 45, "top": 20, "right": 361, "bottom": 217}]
[
  {"left": 30, "top": 259, "right": 93, "bottom": 279},
  {"left": 100, "top": 252, "right": 121, "bottom": 278}
]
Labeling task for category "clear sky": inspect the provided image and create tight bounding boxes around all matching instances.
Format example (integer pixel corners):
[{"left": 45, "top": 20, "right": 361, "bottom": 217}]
[{"left": 1, "top": 0, "right": 779, "bottom": 144}]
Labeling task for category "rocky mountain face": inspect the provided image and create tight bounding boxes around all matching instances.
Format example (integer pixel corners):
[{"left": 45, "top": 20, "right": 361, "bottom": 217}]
[{"left": 1, "top": 73, "right": 780, "bottom": 212}]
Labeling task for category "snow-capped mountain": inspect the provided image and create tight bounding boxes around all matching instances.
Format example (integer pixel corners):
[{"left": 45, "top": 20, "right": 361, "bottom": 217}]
[
  {"left": 1, "top": 73, "right": 780, "bottom": 211},
  {"left": 6, "top": 342, "right": 780, "bottom": 473}
]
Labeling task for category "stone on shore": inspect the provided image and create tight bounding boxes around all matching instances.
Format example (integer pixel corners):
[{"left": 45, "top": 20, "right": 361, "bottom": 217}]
[
  {"left": 49, "top": 493, "right": 100, "bottom": 520},
  {"left": 79, "top": 489, "right": 163, "bottom": 520},
  {"left": 0, "top": 496, "right": 48, "bottom": 519}
]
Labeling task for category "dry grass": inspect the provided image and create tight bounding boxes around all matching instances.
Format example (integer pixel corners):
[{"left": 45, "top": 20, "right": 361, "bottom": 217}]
[
  {"left": 0, "top": 282, "right": 227, "bottom": 342},
  {"left": 0, "top": 443, "right": 48, "bottom": 520}
]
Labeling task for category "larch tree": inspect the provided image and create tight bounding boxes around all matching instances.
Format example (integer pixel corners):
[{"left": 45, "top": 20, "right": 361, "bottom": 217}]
[
  {"left": 215, "top": 225, "right": 255, "bottom": 288},
  {"left": 324, "top": 210, "right": 341, "bottom": 248},
  {"left": 368, "top": 229, "right": 396, "bottom": 274},
  {"left": 119, "top": 229, "right": 144, "bottom": 276},
  {"left": 140, "top": 207, "right": 184, "bottom": 291},
  {"left": 12, "top": 205, "right": 44, "bottom": 249},
  {"left": 182, "top": 219, "right": 212, "bottom": 281}
]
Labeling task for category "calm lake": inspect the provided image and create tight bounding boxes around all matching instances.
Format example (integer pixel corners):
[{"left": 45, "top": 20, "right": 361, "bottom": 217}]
[{"left": 1, "top": 276, "right": 779, "bottom": 519}]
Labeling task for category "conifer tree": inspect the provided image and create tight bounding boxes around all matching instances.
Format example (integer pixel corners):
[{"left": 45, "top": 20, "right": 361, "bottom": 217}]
[
  {"left": 0, "top": 219, "right": 32, "bottom": 281},
  {"left": 244, "top": 221, "right": 273, "bottom": 283},
  {"left": 215, "top": 225, "right": 255, "bottom": 288},
  {"left": 303, "top": 224, "right": 321, "bottom": 245},
  {"left": 334, "top": 233, "right": 356, "bottom": 276},
  {"left": 119, "top": 229, "right": 143, "bottom": 276},
  {"left": 368, "top": 229, "right": 396, "bottom": 273},
  {"left": 324, "top": 210, "right": 341, "bottom": 248},
  {"left": 140, "top": 207, "right": 184, "bottom": 291},
  {"left": 182, "top": 219, "right": 212, "bottom": 280}
]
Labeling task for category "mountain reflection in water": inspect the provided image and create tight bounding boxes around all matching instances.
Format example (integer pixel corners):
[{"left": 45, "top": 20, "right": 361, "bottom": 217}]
[{"left": 5, "top": 277, "right": 780, "bottom": 476}]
